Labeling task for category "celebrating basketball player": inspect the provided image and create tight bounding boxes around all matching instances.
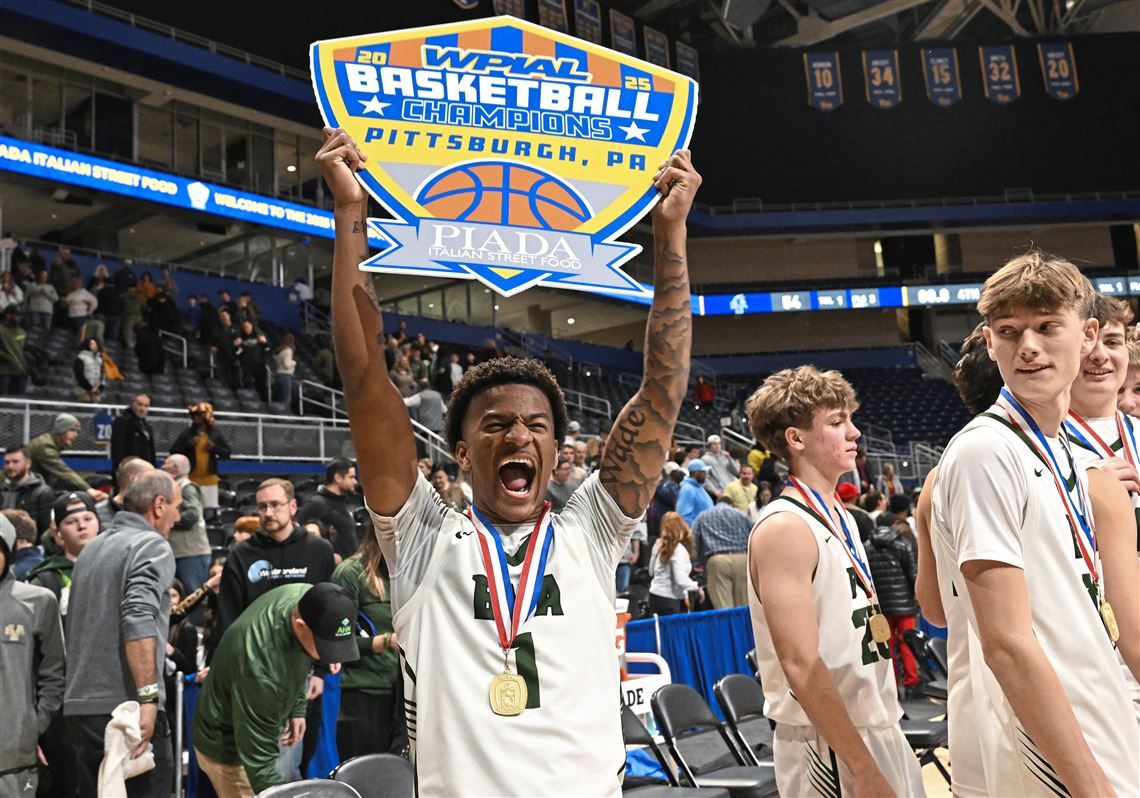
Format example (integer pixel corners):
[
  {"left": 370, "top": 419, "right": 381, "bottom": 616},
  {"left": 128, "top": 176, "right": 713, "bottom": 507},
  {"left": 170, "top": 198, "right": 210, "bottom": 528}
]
[
  {"left": 745, "top": 366, "right": 925, "bottom": 798},
  {"left": 931, "top": 253, "right": 1139, "bottom": 796},
  {"left": 316, "top": 126, "right": 699, "bottom": 796}
]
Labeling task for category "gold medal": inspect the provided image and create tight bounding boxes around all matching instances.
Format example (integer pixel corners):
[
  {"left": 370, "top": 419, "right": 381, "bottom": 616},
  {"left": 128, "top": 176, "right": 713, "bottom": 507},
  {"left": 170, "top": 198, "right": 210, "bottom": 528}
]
[
  {"left": 869, "top": 609, "right": 891, "bottom": 644},
  {"left": 1101, "top": 600, "right": 1120, "bottom": 643},
  {"left": 489, "top": 651, "right": 527, "bottom": 716}
]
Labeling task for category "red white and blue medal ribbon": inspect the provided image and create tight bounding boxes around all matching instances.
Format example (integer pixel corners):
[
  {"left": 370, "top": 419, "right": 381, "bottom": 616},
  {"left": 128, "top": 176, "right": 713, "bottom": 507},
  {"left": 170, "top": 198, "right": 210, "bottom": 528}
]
[
  {"left": 997, "top": 388, "right": 1101, "bottom": 582},
  {"left": 467, "top": 503, "right": 555, "bottom": 652},
  {"left": 788, "top": 474, "right": 877, "bottom": 600},
  {"left": 1063, "top": 410, "right": 1140, "bottom": 471}
]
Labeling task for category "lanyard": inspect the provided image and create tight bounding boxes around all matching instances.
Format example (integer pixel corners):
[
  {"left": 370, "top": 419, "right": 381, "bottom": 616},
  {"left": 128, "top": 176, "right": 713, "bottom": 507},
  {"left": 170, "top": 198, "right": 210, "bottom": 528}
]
[
  {"left": 467, "top": 504, "right": 555, "bottom": 651},
  {"left": 787, "top": 474, "right": 876, "bottom": 600},
  {"left": 997, "top": 389, "right": 1101, "bottom": 582}
]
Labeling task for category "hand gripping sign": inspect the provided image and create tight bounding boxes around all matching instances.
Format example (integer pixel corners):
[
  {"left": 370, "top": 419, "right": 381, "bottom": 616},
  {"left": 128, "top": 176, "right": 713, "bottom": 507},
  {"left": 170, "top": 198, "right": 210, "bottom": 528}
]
[{"left": 311, "top": 16, "right": 698, "bottom": 298}]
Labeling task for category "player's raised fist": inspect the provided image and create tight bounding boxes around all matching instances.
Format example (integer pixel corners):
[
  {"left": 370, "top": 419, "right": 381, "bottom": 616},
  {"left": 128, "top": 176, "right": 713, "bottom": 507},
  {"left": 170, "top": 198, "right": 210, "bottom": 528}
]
[
  {"left": 651, "top": 149, "right": 701, "bottom": 227},
  {"left": 315, "top": 126, "right": 368, "bottom": 208}
]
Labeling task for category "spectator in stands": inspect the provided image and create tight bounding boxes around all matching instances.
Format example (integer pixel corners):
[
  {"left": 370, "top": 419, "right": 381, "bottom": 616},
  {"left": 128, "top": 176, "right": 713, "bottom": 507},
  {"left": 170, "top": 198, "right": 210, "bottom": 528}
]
[
  {"left": 226, "top": 516, "right": 258, "bottom": 550},
  {"left": 24, "top": 271, "right": 57, "bottom": 332},
  {"left": 28, "top": 414, "right": 103, "bottom": 497},
  {"left": 573, "top": 440, "right": 590, "bottom": 475},
  {"left": 218, "top": 289, "right": 238, "bottom": 319},
  {"left": 4, "top": 508, "right": 42, "bottom": 580},
  {"left": 558, "top": 442, "right": 586, "bottom": 489},
  {"left": 196, "top": 292, "right": 219, "bottom": 344},
  {"left": 692, "top": 497, "right": 752, "bottom": 608},
  {"left": 27, "top": 492, "right": 99, "bottom": 617},
  {"left": 676, "top": 459, "right": 713, "bottom": 526},
  {"left": 158, "top": 268, "right": 178, "bottom": 300},
  {"left": 389, "top": 354, "right": 416, "bottom": 398},
  {"left": 72, "top": 336, "right": 105, "bottom": 402},
  {"left": 861, "top": 489, "right": 887, "bottom": 523},
  {"left": 274, "top": 333, "right": 296, "bottom": 404},
  {"left": 296, "top": 459, "right": 360, "bottom": 561},
  {"left": 303, "top": 518, "right": 340, "bottom": 561},
  {"left": 692, "top": 375, "right": 715, "bottom": 407},
  {"left": 2, "top": 444, "right": 56, "bottom": 534},
  {"left": 64, "top": 471, "right": 181, "bottom": 798},
  {"left": 647, "top": 462, "right": 683, "bottom": 539},
  {"left": 49, "top": 253, "right": 77, "bottom": 302},
  {"left": 0, "top": 269, "right": 23, "bottom": 312},
  {"left": 238, "top": 319, "right": 270, "bottom": 399},
  {"left": 448, "top": 351, "right": 464, "bottom": 392},
  {"left": 112, "top": 258, "right": 137, "bottom": 294},
  {"left": 564, "top": 419, "right": 581, "bottom": 444},
  {"left": 854, "top": 446, "right": 872, "bottom": 493},
  {"left": 417, "top": 457, "right": 432, "bottom": 479},
  {"left": 162, "top": 454, "right": 211, "bottom": 593},
  {"left": 749, "top": 481, "right": 774, "bottom": 524},
  {"left": 212, "top": 308, "right": 242, "bottom": 391},
  {"left": 315, "top": 338, "right": 340, "bottom": 390},
  {"left": 615, "top": 517, "right": 646, "bottom": 595},
  {"left": 331, "top": 530, "right": 404, "bottom": 761},
  {"left": 63, "top": 276, "right": 98, "bottom": 338},
  {"left": 679, "top": 443, "right": 702, "bottom": 470},
  {"left": 96, "top": 273, "right": 124, "bottom": 344},
  {"left": 169, "top": 402, "right": 231, "bottom": 509},
  {"left": 723, "top": 464, "right": 757, "bottom": 513},
  {"left": 875, "top": 462, "right": 900, "bottom": 497},
  {"left": 193, "top": 582, "right": 359, "bottom": 796},
  {"left": 838, "top": 481, "right": 875, "bottom": 542},
  {"left": 586, "top": 418, "right": 610, "bottom": 468},
  {"left": 0, "top": 305, "right": 28, "bottom": 395},
  {"left": 236, "top": 292, "right": 260, "bottom": 325},
  {"left": 430, "top": 465, "right": 468, "bottom": 512},
  {"left": 648, "top": 512, "right": 703, "bottom": 615},
  {"left": 888, "top": 492, "right": 914, "bottom": 533},
  {"left": 0, "top": 515, "right": 65, "bottom": 798},
  {"left": 164, "top": 578, "right": 202, "bottom": 726},
  {"left": 121, "top": 287, "right": 144, "bottom": 349},
  {"left": 110, "top": 393, "right": 156, "bottom": 472},
  {"left": 136, "top": 270, "right": 158, "bottom": 303},
  {"left": 404, "top": 378, "right": 446, "bottom": 458},
  {"left": 544, "top": 458, "right": 576, "bottom": 513},
  {"left": 134, "top": 321, "right": 166, "bottom": 378},
  {"left": 292, "top": 278, "right": 314, "bottom": 302},
  {"left": 701, "top": 434, "right": 740, "bottom": 497},
  {"left": 865, "top": 512, "right": 921, "bottom": 695},
  {"left": 147, "top": 286, "right": 182, "bottom": 336}
]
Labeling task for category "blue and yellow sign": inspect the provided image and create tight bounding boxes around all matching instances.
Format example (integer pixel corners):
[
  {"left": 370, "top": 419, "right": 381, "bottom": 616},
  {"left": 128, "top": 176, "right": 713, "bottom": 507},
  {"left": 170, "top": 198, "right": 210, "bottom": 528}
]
[
  {"left": 862, "top": 50, "right": 901, "bottom": 109},
  {"left": 610, "top": 10, "right": 637, "bottom": 57},
  {"left": 574, "top": 0, "right": 603, "bottom": 44},
  {"left": 921, "top": 48, "right": 962, "bottom": 107},
  {"left": 644, "top": 27, "right": 670, "bottom": 68},
  {"left": 310, "top": 17, "right": 698, "bottom": 298},
  {"left": 980, "top": 45, "right": 1020, "bottom": 104},
  {"left": 804, "top": 52, "right": 843, "bottom": 111},
  {"left": 1038, "top": 42, "right": 1079, "bottom": 100}
]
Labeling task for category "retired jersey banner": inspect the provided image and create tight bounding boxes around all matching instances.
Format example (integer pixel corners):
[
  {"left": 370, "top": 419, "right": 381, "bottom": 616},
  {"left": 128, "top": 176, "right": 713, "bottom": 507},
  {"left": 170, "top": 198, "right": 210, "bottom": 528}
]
[
  {"left": 804, "top": 51, "right": 842, "bottom": 111},
  {"left": 311, "top": 17, "right": 698, "bottom": 298},
  {"left": 644, "top": 27, "right": 670, "bottom": 68},
  {"left": 610, "top": 10, "right": 636, "bottom": 56},
  {"left": 492, "top": 0, "right": 526, "bottom": 16},
  {"left": 675, "top": 41, "right": 699, "bottom": 82},
  {"left": 980, "top": 45, "right": 1020, "bottom": 104},
  {"left": 921, "top": 48, "right": 961, "bottom": 106},
  {"left": 862, "top": 50, "right": 901, "bottom": 108},
  {"left": 1038, "top": 42, "right": 1079, "bottom": 100},
  {"left": 538, "top": 0, "right": 570, "bottom": 33},
  {"left": 574, "top": 0, "right": 602, "bottom": 44},
  {"left": 453, "top": 0, "right": 480, "bottom": 9}
]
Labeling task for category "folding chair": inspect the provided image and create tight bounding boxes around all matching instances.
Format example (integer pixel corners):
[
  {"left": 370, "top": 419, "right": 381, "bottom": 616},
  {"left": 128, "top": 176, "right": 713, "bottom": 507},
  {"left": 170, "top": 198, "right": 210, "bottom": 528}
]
[
  {"left": 621, "top": 705, "right": 730, "bottom": 797},
  {"left": 712, "top": 674, "right": 774, "bottom": 767},
  {"left": 331, "top": 753, "right": 414, "bottom": 798},
  {"left": 256, "top": 779, "right": 361, "bottom": 797}
]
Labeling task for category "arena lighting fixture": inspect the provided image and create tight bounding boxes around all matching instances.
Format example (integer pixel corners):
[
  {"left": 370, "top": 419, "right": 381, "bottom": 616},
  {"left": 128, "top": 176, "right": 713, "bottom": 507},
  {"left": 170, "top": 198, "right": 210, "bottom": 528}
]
[
  {"left": 286, "top": 165, "right": 296, "bottom": 172},
  {"left": 585, "top": 370, "right": 592, "bottom": 376},
  {"left": 567, "top": 317, "right": 575, "bottom": 325}
]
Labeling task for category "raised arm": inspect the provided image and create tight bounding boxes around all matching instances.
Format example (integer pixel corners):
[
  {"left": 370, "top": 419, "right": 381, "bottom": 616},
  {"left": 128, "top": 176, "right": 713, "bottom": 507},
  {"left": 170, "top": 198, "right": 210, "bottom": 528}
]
[
  {"left": 315, "top": 128, "right": 417, "bottom": 514},
  {"left": 598, "top": 151, "right": 700, "bottom": 517},
  {"left": 1087, "top": 468, "right": 1140, "bottom": 683}
]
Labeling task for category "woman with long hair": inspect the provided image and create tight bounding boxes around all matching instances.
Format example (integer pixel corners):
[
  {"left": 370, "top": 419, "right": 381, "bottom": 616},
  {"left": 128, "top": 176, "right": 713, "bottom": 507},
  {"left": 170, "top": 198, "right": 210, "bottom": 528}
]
[
  {"left": 273, "top": 332, "right": 296, "bottom": 405},
  {"left": 648, "top": 512, "right": 704, "bottom": 616},
  {"left": 389, "top": 354, "right": 416, "bottom": 398},
  {"left": 330, "top": 523, "right": 406, "bottom": 758},
  {"left": 72, "top": 337, "right": 104, "bottom": 402}
]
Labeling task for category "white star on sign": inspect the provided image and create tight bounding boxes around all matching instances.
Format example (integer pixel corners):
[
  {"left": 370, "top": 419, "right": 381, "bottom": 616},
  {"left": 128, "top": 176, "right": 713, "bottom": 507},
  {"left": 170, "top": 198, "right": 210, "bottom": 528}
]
[
  {"left": 618, "top": 121, "right": 649, "bottom": 142},
  {"left": 359, "top": 95, "right": 390, "bottom": 116}
]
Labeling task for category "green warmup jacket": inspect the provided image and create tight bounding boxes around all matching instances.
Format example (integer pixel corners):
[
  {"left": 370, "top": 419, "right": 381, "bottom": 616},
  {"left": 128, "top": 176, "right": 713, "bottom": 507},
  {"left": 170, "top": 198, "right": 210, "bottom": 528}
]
[
  {"left": 191, "top": 584, "right": 311, "bottom": 794},
  {"left": 27, "top": 432, "right": 92, "bottom": 492},
  {"left": 26, "top": 553, "right": 75, "bottom": 619},
  {"left": 330, "top": 555, "right": 398, "bottom": 695}
]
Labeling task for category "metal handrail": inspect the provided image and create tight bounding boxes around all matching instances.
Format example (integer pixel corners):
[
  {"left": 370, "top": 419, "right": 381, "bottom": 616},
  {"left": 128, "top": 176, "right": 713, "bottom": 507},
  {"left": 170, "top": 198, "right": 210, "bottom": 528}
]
[
  {"left": 719, "top": 427, "right": 756, "bottom": 453},
  {"left": 298, "top": 380, "right": 343, "bottom": 418},
  {"left": 563, "top": 388, "right": 611, "bottom": 420},
  {"left": 673, "top": 419, "right": 707, "bottom": 445},
  {"left": 158, "top": 329, "right": 188, "bottom": 369}
]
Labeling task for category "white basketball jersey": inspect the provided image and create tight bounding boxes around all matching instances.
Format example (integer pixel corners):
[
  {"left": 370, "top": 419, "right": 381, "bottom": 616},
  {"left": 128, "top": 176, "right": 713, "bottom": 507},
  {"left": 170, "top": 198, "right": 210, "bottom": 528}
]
[
  {"left": 933, "top": 412, "right": 1140, "bottom": 796},
  {"left": 369, "top": 472, "right": 636, "bottom": 798},
  {"left": 747, "top": 495, "right": 902, "bottom": 729}
]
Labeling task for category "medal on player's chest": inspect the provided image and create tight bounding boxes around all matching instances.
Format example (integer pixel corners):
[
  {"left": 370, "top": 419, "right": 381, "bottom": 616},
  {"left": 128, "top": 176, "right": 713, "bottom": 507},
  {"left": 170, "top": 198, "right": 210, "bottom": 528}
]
[
  {"left": 868, "top": 607, "right": 892, "bottom": 644},
  {"left": 467, "top": 503, "right": 555, "bottom": 717}
]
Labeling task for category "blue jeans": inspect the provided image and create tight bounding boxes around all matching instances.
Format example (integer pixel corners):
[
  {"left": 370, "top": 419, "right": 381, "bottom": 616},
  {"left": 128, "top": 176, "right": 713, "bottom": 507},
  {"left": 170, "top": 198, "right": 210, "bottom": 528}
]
[
  {"left": 175, "top": 554, "right": 211, "bottom": 594},
  {"left": 273, "top": 372, "right": 293, "bottom": 404},
  {"left": 615, "top": 562, "right": 631, "bottom": 594}
]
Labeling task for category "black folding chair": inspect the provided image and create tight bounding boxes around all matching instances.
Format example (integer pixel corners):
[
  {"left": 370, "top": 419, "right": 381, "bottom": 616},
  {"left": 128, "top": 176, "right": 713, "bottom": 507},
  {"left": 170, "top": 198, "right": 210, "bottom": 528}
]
[
  {"left": 330, "top": 753, "right": 414, "bottom": 798},
  {"left": 745, "top": 649, "right": 759, "bottom": 679},
  {"left": 257, "top": 779, "right": 361, "bottom": 798},
  {"left": 712, "top": 674, "right": 774, "bottom": 767},
  {"left": 621, "top": 705, "right": 730, "bottom": 797},
  {"left": 651, "top": 684, "right": 779, "bottom": 798}
]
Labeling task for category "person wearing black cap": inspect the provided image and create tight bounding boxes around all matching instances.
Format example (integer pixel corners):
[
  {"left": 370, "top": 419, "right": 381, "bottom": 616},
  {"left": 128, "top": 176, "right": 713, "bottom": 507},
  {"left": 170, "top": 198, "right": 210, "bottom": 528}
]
[
  {"left": 26, "top": 491, "right": 100, "bottom": 618},
  {"left": 192, "top": 582, "right": 359, "bottom": 797}
]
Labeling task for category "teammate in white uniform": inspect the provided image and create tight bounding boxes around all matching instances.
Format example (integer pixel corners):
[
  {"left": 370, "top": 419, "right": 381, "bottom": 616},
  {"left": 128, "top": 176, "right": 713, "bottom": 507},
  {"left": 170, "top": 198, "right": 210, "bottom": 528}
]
[
  {"left": 932, "top": 251, "right": 1140, "bottom": 797},
  {"left": 745, "top": 366, "right": 924, "bottom": 798},
  {"left": 317, "top": 127, "right": 701, "bottom": 796},
  {"left": 1062, "top": 293, "right": 1140, "bottom": 722}
]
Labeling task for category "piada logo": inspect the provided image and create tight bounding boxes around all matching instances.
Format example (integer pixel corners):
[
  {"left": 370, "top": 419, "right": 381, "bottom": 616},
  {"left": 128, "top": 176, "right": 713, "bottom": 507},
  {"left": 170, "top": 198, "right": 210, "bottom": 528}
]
[{"left": 311, "top": 16, "right": 698, "bottom": 297}]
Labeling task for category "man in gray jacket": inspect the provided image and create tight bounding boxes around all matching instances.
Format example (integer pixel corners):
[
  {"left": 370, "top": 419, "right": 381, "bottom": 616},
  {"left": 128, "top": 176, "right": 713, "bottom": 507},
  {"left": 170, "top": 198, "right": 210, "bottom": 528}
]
[
  {"left": 162, "top": 453, "right": 210, "bottom": 592},
  {"left": 63, "top": 471, "right": 181, "bottom": 798},
  {"left": 0, "top": 515, "right": 65, "bottom": 797}
]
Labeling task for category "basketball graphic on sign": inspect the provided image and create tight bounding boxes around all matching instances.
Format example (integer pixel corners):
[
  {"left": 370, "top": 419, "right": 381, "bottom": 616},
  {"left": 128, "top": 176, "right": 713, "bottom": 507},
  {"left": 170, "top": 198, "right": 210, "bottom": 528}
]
[{"left": 417, "top": 162, "right": 593, "bottom": 230}]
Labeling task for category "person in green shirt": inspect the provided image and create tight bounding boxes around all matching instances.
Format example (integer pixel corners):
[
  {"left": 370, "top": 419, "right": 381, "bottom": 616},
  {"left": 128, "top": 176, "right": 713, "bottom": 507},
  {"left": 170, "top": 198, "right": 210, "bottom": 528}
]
[
  {"left": 191, "top": 582, "right": 359, "bottom": 797},
  {"left": 330, "top": 528, "right": 405, "bottom": 760}
]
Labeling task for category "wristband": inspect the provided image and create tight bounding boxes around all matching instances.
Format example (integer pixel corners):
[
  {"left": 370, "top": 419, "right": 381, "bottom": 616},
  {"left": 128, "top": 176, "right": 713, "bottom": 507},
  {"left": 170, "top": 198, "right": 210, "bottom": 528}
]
[{"left": 136, "top": 683, "right": 160, "bottom": 702}]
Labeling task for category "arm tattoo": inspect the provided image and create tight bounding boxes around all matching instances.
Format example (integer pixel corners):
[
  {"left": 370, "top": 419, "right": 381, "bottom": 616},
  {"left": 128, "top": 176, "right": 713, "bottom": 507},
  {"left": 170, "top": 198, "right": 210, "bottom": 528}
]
[{"left": 352, "top": 220, "right": 361, "bottom": 234}]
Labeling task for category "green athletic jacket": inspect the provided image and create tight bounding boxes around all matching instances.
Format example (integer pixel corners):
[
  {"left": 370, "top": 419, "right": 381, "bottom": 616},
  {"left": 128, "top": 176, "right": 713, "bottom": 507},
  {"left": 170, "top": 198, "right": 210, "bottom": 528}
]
[
  {"left": 191, "top": 584, "right": 310, "bottom": 793},
  {"left": 330, "top": 555, "right": 398, "bottom": 695}
]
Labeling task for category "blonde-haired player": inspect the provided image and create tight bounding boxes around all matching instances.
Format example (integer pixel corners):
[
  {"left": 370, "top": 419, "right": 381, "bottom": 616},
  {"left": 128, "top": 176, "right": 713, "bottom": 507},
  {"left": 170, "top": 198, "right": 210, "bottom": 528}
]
[
  {"left": 932, "top": 251, "right": 1139, "bottom": 796},
  {"left": 1117, "top": 340, "right": 1140, "bottom": 416},
  {"left": 746, "top": 366, "right": 924, "bottom": 798}
]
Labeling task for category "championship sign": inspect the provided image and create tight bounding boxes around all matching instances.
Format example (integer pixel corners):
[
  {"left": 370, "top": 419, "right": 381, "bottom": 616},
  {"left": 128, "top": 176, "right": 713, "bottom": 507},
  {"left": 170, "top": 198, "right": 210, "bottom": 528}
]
[
  {"left": 1037, "top": 42, "right": 1079, "bottom": 100},
  {"left": 311, "top": 17, "right": 698, "bottom": 298},
  {"left": 980, "top": 45, "right": 1020, "bottom": 104}
]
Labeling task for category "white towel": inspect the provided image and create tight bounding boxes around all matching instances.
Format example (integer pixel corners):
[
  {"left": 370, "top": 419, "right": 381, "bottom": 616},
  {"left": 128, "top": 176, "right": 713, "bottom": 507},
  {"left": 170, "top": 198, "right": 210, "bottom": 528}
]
[{"left": 98, "top": 701, "right": 156, "bottom": 797}]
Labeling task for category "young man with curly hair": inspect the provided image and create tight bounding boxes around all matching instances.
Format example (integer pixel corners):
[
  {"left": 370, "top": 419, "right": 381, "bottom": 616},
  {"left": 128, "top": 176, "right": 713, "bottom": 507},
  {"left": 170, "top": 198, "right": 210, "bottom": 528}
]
[
  {"left": 745, "top": 366, "right": 924, "bottom": 798},
  {"left": 317, "top": 127, "right": 700, "bottom": 797}
]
